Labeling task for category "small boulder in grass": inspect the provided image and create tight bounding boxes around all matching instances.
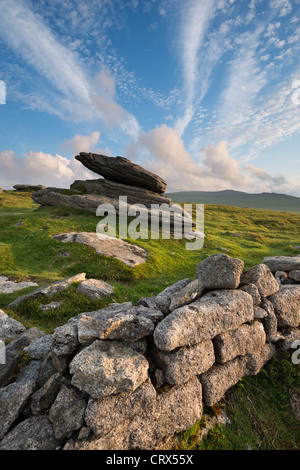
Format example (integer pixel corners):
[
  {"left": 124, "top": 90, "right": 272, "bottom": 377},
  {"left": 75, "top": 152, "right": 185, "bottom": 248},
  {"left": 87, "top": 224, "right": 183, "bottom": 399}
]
[{"left": 77, "top": 279, "right": 114, "bottom": 300}]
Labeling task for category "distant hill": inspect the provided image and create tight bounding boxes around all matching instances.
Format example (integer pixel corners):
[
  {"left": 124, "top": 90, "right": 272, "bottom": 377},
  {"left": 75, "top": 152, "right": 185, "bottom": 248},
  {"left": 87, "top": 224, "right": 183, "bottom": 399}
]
[{"left": 166, "top": 190, "right": 300, "bottom": 214}]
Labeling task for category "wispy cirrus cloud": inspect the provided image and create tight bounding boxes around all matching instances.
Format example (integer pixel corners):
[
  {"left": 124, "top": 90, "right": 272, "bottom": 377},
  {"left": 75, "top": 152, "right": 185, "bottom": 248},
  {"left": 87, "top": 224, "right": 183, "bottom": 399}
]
[
  {"left": 0, "top": 0, "right": 140, "bottom": 137},
  {"left": 175, "top": 0, "right": 218, "bottom": 135}
]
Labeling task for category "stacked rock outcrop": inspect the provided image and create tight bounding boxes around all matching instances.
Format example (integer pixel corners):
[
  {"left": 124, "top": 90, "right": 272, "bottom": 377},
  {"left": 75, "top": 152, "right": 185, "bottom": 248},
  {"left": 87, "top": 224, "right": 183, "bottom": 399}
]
[
  {"left": 31, "top": 153, "right": 196, "bottom": 233},
  {"left": 0, "top": 254, "right": 299, "bottom": 450}
]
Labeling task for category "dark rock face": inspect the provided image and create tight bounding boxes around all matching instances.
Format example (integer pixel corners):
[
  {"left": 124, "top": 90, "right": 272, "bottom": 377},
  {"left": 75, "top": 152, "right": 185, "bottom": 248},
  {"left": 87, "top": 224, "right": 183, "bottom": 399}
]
[
  {"left": 13, "top": 184, "right": 46, "bottom": 191},
  {"left": 75, "top": 153, "right": 167, "bottom": 194},
  {"left": 70, "top": 178, "right": 171, "bottom": 207}
]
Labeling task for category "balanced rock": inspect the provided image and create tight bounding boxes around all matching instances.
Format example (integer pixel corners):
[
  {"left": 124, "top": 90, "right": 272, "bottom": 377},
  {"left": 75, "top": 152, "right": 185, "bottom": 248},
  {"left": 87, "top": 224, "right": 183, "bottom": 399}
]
[
  {"left": 13, "top": 184, "right": 46, "bottom": 191},
  {"left": 75, "top": 153, "right": 167, "bottom": 194}
]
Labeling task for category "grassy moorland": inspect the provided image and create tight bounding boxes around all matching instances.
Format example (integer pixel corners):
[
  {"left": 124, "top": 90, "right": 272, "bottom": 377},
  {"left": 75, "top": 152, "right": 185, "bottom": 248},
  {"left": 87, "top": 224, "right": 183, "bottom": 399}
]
[
  {"left": 166, "top": 189, "right": 300, "bottom": 214},
  {"left": 0, "top": 189, "right": 299, "bottom": 450}
]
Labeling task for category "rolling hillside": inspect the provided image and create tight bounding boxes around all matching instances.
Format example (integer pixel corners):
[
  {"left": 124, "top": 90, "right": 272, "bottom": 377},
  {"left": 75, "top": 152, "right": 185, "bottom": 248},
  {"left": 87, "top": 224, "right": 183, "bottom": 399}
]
[{"left": 166, "top": 190, "right": 300, "bottom": 214}]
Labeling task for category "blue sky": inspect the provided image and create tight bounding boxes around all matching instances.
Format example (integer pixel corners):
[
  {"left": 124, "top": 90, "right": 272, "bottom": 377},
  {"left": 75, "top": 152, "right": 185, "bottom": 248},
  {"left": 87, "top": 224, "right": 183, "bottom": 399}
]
[{"left": 0, "top": 0, "right": 300, "bottom": 195}]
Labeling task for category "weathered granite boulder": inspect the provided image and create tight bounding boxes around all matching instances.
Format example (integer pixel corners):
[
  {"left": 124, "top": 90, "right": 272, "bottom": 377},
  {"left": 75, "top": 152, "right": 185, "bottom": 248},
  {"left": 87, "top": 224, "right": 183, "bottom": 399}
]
[
  {"left": 275, "top": 270, "right": 288, "bottom": 286},
  {"left": 196, "top": 254, "right": 244, "bottom": 289},
  {"left": 69, "top": 340, "right": 149, "bottom": 398},
  {"left": 260, "top": 298, "right": 280, "bottom": 342},
  {"left": 254, "top": 306, "right": 268, "bottom": 319},
  {"left": 240, "top": 264, "right": 279, "bottom": 297},
  {"left": 98, "top": 313, "right": 154, "bottom": 342},
  {"left": 13, "top": 184, "right": 46, "bottom": 191},
  {"left": 64, "top": 376, "right": 202, "bottom": 450},
  {"left": 74, "top": 153, "right": 167, "bottom": 194},
  {"left": 276, "top": 327, "right": 300, "bottom": 351},
  {"left": 36, "top": 354, "right": 57, "bottom": 388},
  {"left": 0, "top": 277, "right": 38, "bottom": 294},
  {"left": 52, "top": 319, "right": 79, "bottom": 357},
  {"left": 269, "top": 285, "right": 300, "bottom": 327},
  {"left": 0, "top": 327, "right": 45, "bottom": 387},
  {"left": 7, "top": 273, "right": 86, "bottom": 308},
  {"left": 132, "top": 305, "right": 164, "bottom": 325},
  {"left": 32, "top": 189, "right": 196, "bottom": 234},
  {"left": 238, "top": 283, "right": 261, "bottom": 306},
  {"left": 200, "top": 343, "right": 276, "bottom": 406},
  {"left": 49, "top": 385, "right": 86, "bottom": 440},
  {"left": 169, "top": 279, "right": 204, "bottom": 312},
  {"left": 0, "top": 361, "right": 41, "bottom": 439},
  {"left": 213, "top": 321, "right": 266, "bottom": 364},
  {"left": 32, "top": 189, "right": 113, "bottom": 213},
  {"left": 289, "top": 270, "right": 300, "bottom": 282},
  {"left": 151, "top": 339, "right": 215, "bottom": 385},
  {"left": 199, "top": 355, "right": 246, "bottom": 407},
  {"left": 52, "top": 232, "right": 147, "bottom": 268},
  {"left": 243, "top": 343, "right": 276, "bottom": 376},
  {"left": 263, "top": 255, "right": 300, "bottom": 272},
  {"left": 153, "top": 289, "right": 254, "bottom": 351},
  {"left": 31, "top": 372, "right": 61, "bottom": 415},
  {"left": 84, "top": 379, "right": 156, "bottom": 437},
  {"left": 77, "top": 311, "right": 154, "bottom": 345},
  {"left": 0, "top": 187, "right": 3, "bottom": 193},
  {"left": 70, "top": 178, "right": 171, "bottom": 206},
  {"left": 23, "top": 334, "right": 53, "bottom": 360},
  {"left": 152, "top": 278, "right": 191, "bottom": 315},
  {"left": 0, "top": 415, "right": 58, "bottom": 450},
  {"left": 0, "top": 309, "right": 26, "bottom": 342},
  {"left": 77, "top": 279, "right": 114, "bottom": 300}
]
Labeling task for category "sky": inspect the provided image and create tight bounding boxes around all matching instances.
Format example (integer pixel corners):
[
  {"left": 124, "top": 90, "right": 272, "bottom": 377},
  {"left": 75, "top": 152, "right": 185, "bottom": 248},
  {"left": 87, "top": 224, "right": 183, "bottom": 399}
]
[{"left": 0, "top": 0, "right": 300, "bottom": 196}]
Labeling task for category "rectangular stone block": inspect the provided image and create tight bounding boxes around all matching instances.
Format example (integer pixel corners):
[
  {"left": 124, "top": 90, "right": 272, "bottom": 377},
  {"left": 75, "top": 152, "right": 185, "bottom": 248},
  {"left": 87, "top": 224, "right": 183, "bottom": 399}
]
[
  {"left": 269, "top": 286, "right": 300, "bottom": 327},
  {"left": 151, "top": 339, "right": 215, "bottom": 385},
  {"left": 199, "top": 343, "right": 276, "bottom": 407},
  {"left": 64, "top": 376, "right": 202, "bottom": 450},
  {"left": 153, "top": 289, "right": 254, "bottom": 351},
  {"left": 199, "top": 356, "right": 246, "bottom": 407},
  {"left": 213, "top": 321, "right": 266, "bottom": 364}
]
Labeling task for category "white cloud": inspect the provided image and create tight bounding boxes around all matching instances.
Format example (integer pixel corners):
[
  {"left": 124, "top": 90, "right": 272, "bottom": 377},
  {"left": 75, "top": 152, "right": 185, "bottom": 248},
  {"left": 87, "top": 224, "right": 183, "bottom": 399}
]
[
  {"left": 269, "top": 0, "right": 292, "bottom": 16},
  {"left": 126, "top": 124, "right": 297, "bottom": 194},
  {"left": 175, "top": 0, "right": 218, "bottom": 134},
  {"left": 127, "top": 125, "right": 255, "bottom": 192},
  {"left": 0, "top": 149, "right": 96, "bottom": 190},
  {"left": 244, "top": 164, "right": 286, "bottom": 186},
  {"left": 0, "top": 0, "right": 140, "bottom": 137},
  {"left": 62, "top": 131, "right": 101, "bottom": 154}
]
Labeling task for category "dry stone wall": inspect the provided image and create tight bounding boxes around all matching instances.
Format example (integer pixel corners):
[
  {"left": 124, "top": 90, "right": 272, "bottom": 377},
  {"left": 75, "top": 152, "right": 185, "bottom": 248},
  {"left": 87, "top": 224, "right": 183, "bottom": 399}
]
[{"left": 0, "top": 254, "right": 299, "bottom": 450}]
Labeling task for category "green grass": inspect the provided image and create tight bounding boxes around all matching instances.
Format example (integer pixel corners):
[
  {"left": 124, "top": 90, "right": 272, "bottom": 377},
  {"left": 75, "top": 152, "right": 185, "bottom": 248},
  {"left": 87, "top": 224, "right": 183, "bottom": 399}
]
[
  {"left": 0, "top": 190, "right": 300, "bottom": 450},
  {"left": 1, "top": 190, "right": 300, "bottom": 332},
  {"left": 180, "top": 352, "right": 300, "bottom": 450},
  {"left": 167, "top": 190, "right": 300, "bottom": 213}
]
